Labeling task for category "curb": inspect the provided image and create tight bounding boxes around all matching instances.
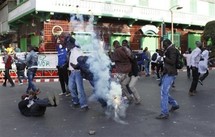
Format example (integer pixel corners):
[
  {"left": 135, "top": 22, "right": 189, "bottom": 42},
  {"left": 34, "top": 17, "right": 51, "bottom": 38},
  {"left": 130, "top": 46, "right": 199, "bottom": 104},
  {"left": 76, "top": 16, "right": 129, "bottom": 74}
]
[{"left": 0, "top": 78, "right": 59, "bottom": 84}]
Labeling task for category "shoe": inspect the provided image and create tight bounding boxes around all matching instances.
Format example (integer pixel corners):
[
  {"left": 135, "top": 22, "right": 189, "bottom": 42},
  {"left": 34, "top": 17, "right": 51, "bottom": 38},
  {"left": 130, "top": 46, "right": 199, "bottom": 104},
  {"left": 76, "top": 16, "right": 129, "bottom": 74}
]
[
  {"left": 169, "top": 105, "right": 180, "bottom": 112},
  {"left": 198, "top": 80, "right": 203, "bottom": 86},
  {"left": 155, "top": 114, "right": 169, "bottom": 119},
  {"left": 193, "top": 90, "right": 197, "bottom": 93},
  {"left": 53, "top": 91, "right": 60, "bottom": 106},
  {"left": 47, "top": 93, "right": 55, "bottom": 106},
  {"left": 2, "top": 83, "right": 6, "bottom": 87},
  {"left": 59, "top": 92, "right": 65, "bottom": 96},
  {"left": 65, "top": 92, "right": 71, "bottom": 97},
  {"left": 134, "top": 98, "right": 142, "bottom": 105},
  {"left": 18, "top": 83, "right": 23, "bottom": 86},
  {"left": 28, "top": 91, "right": 37, "bottom": 100},
  {"left": 189, "top": 91, "right": 196, "bottom": 96},
  {"left": 172, "top": 85, "right": 175, "bottom": 88},
  {"left": 35, "top": 89, "right": 41, "bottom": 95},
  {"left": 10, "top": 84, "right": 15, "bottom": 87},
  {"left": 72, "top": 103, "right": 80, "bottom": 108},
  {"left": 80, "top": 106, "right": 89, "bottom": 111}
]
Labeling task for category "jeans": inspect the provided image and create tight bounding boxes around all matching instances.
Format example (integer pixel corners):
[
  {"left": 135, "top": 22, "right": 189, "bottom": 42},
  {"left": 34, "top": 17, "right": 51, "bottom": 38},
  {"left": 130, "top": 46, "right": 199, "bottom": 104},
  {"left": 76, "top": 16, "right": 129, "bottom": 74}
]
[
  {"left": 26, "top": 68, "right": 37, "bottom": 93},
  {"left": 160, "top": 74, "right": 178, "bottom": 115},
  {"left": 68, "top": 70, "right": 88, "bottom": 108},
  {"left": 144, "top": 61, "right": 150, "bottom": 75}
]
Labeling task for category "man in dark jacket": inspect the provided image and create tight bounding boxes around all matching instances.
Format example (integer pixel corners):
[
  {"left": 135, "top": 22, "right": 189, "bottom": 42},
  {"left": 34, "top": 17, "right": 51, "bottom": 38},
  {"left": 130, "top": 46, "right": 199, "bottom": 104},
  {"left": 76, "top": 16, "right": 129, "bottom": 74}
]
[
  {"left": 71, "top": 56, "right": 107, "bottom": 108},
  {"left": 18, "top": 91, "right": 59, "bottom": 117},
  {"left": 156, "top": 39, "right": 179, "bottom": 120},
  {"left": 110, "top": 40, "right": 133, "bottom": 102}
]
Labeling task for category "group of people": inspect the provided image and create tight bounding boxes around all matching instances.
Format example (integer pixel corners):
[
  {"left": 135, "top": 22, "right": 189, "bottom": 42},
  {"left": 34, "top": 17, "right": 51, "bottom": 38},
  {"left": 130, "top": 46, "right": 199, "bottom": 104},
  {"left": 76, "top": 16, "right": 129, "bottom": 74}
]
[
  {"left": 2, "top": 33, "right": 211, "bottom": 120},
  {"left": 2, "top": 45, "right": 40, "bottom": 94},
  {"left": 155, "top": 40, "right": 211, "bottom": 119}
]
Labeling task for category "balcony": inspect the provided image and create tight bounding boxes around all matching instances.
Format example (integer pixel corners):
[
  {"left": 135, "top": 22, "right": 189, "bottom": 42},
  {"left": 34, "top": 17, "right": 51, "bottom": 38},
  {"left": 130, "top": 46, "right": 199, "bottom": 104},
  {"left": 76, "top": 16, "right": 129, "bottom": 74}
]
[{"left": 8, "top": 0, "right": 215, "bottom": 26}]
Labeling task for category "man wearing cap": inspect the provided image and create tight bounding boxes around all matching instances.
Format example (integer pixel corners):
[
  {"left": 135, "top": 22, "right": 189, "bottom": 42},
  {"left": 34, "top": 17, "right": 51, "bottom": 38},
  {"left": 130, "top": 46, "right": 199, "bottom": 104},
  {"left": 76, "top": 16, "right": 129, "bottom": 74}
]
[
  {"left": 189, "top": 41, "right": 202, "bottom": 96},
  {"left": 67, "top": 36, "right": 89, "bottom": 111}
]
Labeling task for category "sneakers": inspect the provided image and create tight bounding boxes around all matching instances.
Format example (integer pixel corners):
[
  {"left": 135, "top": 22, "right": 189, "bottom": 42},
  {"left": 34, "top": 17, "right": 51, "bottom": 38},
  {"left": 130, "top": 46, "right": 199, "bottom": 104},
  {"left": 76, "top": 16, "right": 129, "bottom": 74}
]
[
  {"left": 65, "top": 92, "right": 71, "bottom": 97},
  {"left": 58, "top": 92, "right": 65, "bottom": 96},
  {"left": 18, "top": 83, "right": 23, "bottom": 86},
  {"left": 155, "top": 114, "right": 169, "bottom": 119},
  {"left": 189, "top": 91, "right": 196, "bottom": 96},
  {"left": 80, "top": 106, "right": 89, "bottom": 112},
  {"left": 59, "top": 92, "right": 71, "bottom": 96},
  {"left": 169, "top": 105, "right": 180, "bottom": 112},
  {"left": 2, "top": 83, "right": 6, "bottom": 87},
  {"left": 35, "top": 89, "right": 41, "bottom": 95},
  {"left": 198, "top": 80, "right": 203, "bottom": 86},
  {"left": 10, "top": 84, "right": 15, "bottom": 87}
]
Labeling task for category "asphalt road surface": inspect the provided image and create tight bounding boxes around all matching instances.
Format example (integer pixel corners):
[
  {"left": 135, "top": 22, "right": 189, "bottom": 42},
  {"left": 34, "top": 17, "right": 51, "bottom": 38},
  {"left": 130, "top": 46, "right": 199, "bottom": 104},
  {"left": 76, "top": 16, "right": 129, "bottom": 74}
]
[{"left": 0, "top": 70, "right": 215, "bottom": 137}]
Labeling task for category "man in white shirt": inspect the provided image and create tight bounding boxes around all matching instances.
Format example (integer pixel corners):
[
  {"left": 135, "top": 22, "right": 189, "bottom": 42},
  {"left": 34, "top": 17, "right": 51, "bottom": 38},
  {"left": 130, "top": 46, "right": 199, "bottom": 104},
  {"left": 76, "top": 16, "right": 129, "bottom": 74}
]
[
  {"left": 67, "top": 36, "right": 88, "bottom": 111},
  {"left": 183, "top": 49, "right": 192, "bottom": 78},
  {"left": 198, "top": 47, "right": 209, "bottom": 85},
  {"left": 189, "top": 41, "right": 202, "bottom": 96}
]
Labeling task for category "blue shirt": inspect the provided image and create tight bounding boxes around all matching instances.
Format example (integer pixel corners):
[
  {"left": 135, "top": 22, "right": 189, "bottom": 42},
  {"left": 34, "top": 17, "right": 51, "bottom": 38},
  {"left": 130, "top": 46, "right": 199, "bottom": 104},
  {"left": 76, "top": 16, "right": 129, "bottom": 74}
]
[{"left": 57, "top": 47, "right": 67, "bottom": 67}]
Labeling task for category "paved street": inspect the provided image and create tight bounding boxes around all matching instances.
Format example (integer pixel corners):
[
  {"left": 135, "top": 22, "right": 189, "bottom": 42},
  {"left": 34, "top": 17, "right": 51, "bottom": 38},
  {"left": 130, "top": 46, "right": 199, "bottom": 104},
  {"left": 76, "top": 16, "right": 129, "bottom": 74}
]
[{"left": 0, "top": 70, "right": 215, "bottom": 137}]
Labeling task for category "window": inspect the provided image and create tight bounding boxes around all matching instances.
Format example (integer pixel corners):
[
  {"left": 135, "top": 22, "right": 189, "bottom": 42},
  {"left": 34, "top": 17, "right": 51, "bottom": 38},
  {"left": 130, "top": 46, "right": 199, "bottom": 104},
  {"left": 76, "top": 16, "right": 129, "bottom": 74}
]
[
  {"left": 170, "top": 0, "right": 178, "bottom": 7},
  {"left": 114, "top": 0, "right": 125, "bottom": 3},
  {"left": 139, "top": 0, "right": 148, "bottom": 6},
  {"left": 209, "top": 3, "right": 215, "bottom": 16},
  {"left": 190, "top": 0, "right": 197, "bottom": 13}
]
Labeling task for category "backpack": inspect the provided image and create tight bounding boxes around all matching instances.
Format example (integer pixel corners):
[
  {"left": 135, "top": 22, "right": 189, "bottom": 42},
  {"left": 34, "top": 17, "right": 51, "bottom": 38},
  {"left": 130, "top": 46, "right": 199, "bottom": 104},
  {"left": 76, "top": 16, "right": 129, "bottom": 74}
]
[
  {"left": 151, "top": 53, "right": 157, "bottom": 61},
  {"left": 175, "top": 49, "right": 184, "bottom": 69},
  {"left": 135, "top": 53, "right": 142, "bottom": 61}
]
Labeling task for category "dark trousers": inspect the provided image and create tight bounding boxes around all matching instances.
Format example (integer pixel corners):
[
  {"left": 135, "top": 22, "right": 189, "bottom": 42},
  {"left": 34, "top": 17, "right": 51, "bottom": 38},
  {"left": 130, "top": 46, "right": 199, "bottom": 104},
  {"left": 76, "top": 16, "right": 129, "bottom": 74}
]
[
  {"left": 189, "top": 67, "right": 200, "bottom": 93},
  {"left": 199, "top": 70, "right": 209, "bottom": 82},
  {"left": 156, "top": 64, "right": 164, "bottom": 79},
  {"left": 187, "top": 66, "right": 191, "bottom": 78},
  {"left": 17, "top": 70, "right": 27, "bottom": 83},
  {"left": 3, "top": 69, "right": 14, "bottom": 86},
  {"left": 57, "top": 65, "right": 69, "bottom": 93}
]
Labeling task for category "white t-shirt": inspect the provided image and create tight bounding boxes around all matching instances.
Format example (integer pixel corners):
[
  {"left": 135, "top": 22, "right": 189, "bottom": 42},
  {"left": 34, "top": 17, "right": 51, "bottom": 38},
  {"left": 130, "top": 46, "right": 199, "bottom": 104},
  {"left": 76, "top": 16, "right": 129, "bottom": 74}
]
[{"left": 68, "top": 47, "right": 83, "bottom": 71}]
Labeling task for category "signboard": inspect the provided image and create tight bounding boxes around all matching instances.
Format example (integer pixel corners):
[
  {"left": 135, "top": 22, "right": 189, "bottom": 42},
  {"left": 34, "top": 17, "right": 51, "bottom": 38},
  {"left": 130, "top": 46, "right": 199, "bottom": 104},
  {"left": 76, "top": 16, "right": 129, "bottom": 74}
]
[{"left": 0, "top": 53, "right": 58, "bottom": 70}]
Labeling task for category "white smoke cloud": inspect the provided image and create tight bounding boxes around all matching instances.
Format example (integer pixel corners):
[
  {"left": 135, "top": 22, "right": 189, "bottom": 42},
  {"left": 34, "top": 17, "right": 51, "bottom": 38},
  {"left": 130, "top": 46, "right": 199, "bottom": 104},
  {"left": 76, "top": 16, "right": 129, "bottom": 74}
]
[{"left": 70, "top": 14, "right": 128, "bottom": 124}]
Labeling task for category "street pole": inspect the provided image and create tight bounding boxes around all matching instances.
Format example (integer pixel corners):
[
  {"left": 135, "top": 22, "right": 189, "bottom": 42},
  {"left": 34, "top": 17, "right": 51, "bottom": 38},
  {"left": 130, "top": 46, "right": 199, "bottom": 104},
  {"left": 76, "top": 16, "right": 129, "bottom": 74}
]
[
  {"left": 169, "top": 5, "right": 183, "bottom": 44},
  {"left": 171, "top": 10, "right": 174, "bottom": 43}
]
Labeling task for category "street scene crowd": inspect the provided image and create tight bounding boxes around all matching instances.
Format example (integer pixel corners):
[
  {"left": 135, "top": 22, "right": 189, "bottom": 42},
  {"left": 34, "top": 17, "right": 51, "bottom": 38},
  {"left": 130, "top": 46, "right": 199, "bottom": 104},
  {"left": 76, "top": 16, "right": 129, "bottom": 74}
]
[{"left": 0, "top": 31, "right": 212, "bottom": 121}]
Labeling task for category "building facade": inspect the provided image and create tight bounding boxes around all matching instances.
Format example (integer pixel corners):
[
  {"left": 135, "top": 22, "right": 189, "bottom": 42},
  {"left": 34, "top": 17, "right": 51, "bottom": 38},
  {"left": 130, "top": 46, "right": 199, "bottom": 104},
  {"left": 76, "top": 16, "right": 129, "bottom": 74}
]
[{"left": 1, "top": 0, "right": 215, "bottom": 53}]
